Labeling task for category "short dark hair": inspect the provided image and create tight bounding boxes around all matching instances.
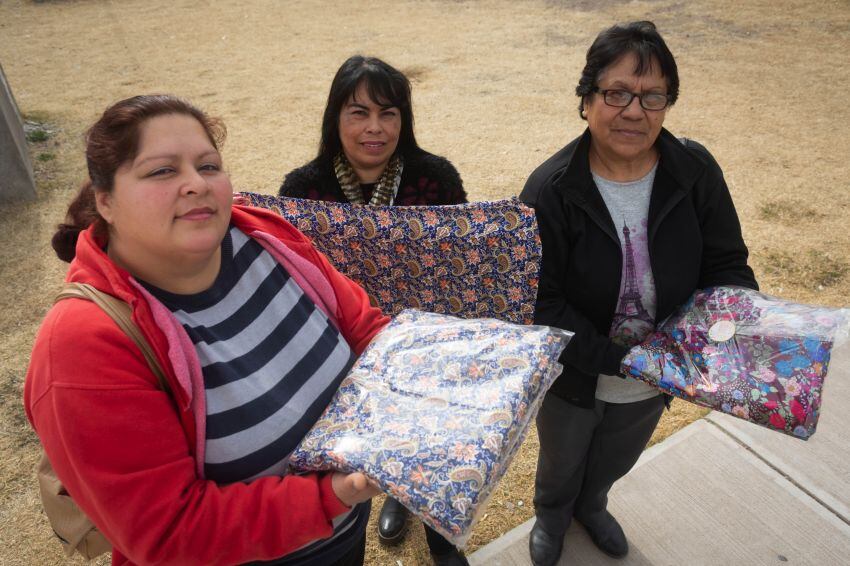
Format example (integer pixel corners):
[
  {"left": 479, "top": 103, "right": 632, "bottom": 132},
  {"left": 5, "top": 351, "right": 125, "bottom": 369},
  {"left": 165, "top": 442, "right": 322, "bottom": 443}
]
[
  {"left": 317, "top": 55, "right": 421, "bottom": 162},
  {"left": 576, "top": 21, "right": 679, "bottom": 119}
]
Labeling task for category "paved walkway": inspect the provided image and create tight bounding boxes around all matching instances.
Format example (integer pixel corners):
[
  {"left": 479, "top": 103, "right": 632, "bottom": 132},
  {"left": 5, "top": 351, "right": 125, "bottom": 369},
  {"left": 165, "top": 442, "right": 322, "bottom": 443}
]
[{"left": 469, "top": 344, "right": 850, "bottom": 566}]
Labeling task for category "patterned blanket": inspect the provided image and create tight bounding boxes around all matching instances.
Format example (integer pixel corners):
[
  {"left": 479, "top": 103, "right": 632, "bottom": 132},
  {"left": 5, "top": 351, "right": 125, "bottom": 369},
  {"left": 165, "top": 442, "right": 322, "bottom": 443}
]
[
  {"left": 621, "top": 287, "right": 849, "bottom": 439},
  {"left": 240, "top": 194, "right": 540, "bottom": 324},
  {"left": 289, "top": 310, "right": 571, "bottom": 546}
]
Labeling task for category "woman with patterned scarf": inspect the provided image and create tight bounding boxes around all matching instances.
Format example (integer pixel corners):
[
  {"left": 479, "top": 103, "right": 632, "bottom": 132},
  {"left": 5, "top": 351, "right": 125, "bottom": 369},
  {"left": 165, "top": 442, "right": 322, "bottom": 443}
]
[{"left": 279, "top": 56, "right": 469, "bottom": 566}]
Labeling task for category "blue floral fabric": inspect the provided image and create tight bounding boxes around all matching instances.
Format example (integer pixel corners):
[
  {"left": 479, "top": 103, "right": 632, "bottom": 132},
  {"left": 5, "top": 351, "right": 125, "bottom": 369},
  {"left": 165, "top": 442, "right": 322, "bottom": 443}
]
[
  {"left": 240, "top": 194, "right": 540, "bottom": 324},
  {"left": 289, "top": 310, "right": 571, "bottom": 546},
  {"left": 621, "top": 287, "right": 849, "bottom": 439}
]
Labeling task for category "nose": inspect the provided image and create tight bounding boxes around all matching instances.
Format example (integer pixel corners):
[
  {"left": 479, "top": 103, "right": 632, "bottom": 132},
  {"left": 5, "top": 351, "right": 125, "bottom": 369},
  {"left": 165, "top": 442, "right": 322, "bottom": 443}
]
[
  {"left": 365, "top": 113, "right": 383, "bottom": 134},
  {"left": 620, "top": 95, "right": 644, "bottom": 119},
  {"left": 181, "top": 168, "right": 209, "bottom": 195}
]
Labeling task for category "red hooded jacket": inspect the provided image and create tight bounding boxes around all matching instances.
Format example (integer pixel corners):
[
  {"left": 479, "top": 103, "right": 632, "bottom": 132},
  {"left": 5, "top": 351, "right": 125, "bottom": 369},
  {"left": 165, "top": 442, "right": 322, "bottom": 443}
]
[{"left": 24, "top": 205, "right": 389, "bottom": 565}]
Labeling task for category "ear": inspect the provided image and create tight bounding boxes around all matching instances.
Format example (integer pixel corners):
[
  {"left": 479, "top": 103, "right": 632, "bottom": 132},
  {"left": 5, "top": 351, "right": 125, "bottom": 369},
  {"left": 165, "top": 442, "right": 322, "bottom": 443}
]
[{"left": 94, "top": 189, "right": 114, "bottom": 224}]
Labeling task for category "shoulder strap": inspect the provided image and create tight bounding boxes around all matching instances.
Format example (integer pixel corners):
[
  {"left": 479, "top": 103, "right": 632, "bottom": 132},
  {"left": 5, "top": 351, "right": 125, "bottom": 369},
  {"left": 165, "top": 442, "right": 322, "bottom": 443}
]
[{"left": 54, "top": 283, "right": 171, "bottom": 396}]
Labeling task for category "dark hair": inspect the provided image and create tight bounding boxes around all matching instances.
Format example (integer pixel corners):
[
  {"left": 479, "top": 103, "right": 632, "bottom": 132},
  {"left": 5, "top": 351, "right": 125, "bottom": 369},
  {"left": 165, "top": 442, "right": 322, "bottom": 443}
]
[
  {"left": 317, "top": 55, "right": 421, "bottom": 162},
  {"left": 576, "top": 21, "right": 679, "bottom": 119},
  {"left": 51, "top": 94, "right": 226, "bottom": 262}
]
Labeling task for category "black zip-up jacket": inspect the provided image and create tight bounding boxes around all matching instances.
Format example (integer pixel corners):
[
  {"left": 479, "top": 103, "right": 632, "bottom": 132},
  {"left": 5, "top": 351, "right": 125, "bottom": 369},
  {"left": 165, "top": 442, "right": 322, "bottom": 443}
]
[{"left": 520, "top": 128, "right": 758, "bottom": 408}]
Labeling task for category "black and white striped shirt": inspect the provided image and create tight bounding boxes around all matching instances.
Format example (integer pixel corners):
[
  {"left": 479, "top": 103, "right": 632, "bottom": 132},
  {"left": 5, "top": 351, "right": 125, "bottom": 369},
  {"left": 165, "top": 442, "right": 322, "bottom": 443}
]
[{"left": 145, "top": 226, "right": 366, "bottom": 565}]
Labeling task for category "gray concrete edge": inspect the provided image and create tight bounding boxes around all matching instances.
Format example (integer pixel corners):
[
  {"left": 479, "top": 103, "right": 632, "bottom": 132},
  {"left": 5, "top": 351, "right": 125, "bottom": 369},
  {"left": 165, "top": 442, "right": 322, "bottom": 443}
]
[
  {"left": 468, "top": 415, "right": 710, "bottom": 562},
  {"left": 704, "top": 412, "right": 850, "bottom": 525}
]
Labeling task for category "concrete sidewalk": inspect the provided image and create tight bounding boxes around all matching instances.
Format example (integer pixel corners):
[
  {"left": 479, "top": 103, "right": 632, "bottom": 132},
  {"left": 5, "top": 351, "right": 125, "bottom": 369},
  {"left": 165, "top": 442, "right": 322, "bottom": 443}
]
[{"left": 469, "top": 347, "right": 850, "bottom": 566}]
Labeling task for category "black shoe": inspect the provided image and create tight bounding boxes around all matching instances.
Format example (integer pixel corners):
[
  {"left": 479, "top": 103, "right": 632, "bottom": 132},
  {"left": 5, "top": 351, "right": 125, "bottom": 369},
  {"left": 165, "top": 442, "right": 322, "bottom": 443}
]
[
  {"left": 377, "top": 497, "right": 409, "bottom": 545},
  {"left": 431, "top": 548, "right": 470, "bottom": 566},
  {"left": 577, "top": 511, "right": 628, "bottom": 559},
  {"left": 528, "top": 521, "right": 564, "bottom": 566}
]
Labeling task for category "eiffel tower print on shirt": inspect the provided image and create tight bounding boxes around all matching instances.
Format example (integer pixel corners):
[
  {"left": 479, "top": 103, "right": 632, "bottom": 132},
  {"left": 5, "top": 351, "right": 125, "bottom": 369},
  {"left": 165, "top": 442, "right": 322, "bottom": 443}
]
[{"left": 610, "top": 221, "right": 654, "bottom": 346}]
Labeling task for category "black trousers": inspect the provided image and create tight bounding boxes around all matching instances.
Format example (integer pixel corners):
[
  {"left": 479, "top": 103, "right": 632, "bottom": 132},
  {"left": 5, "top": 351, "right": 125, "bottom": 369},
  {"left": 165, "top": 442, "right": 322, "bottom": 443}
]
[
  {"left": 533, "top": 393, "right": 665, "bottom": 536},
  {"left": 329, "top": 533, "right": 366, "bottom": 566},
  {"left": 246, "top": 532, "right": 366, "bottom": 566},
  {"left": 423, "top": 522, "right": 455, "bottom": 555},
  {"left": 381, "top": 499, "right": 455, "bottom": 555}
]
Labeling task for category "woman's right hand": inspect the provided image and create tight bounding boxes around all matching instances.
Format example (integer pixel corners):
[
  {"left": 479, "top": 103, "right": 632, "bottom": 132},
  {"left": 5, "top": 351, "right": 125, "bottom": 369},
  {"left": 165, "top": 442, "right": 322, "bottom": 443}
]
[{"left": 331, "top": 472, "right": 381, "bottom": 507}]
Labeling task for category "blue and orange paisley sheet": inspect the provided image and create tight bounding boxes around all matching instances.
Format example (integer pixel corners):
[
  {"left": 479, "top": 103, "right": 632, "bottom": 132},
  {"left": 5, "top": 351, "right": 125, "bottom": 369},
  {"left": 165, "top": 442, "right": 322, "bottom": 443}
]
[
  {"left": 239, "top": 194, "right": 539, "bottom": 324},
  {"left": 289, "top": 310, "right": 571, "bottom": 545},
  {"left": 622, "top": 287, "right": 849, "bottom": 439}
]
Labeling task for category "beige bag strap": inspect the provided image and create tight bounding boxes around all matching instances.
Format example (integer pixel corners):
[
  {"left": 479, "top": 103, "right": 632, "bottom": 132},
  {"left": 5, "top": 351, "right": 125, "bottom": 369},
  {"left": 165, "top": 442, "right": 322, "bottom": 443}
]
[
  {"left": 55, "top": 282, "right": 170, "bottom": 394},
  {"left": 37, "top": 454, "right": 112, "bottom": 559},
  {"left": 40, "top": 283, "right": 174, "bottom": 558}
]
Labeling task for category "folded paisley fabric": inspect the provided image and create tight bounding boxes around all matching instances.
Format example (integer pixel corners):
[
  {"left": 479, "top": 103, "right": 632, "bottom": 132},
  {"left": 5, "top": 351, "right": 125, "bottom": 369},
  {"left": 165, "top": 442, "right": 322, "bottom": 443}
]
[
  {"left": 240, "top": 193, "right": 539, "bottom": 324},
  {"left": 289, "top": 310, "right": 571, "bottom": 546},
  {"left": 622, "top": 287, "right": 849, "bottom": 439}
]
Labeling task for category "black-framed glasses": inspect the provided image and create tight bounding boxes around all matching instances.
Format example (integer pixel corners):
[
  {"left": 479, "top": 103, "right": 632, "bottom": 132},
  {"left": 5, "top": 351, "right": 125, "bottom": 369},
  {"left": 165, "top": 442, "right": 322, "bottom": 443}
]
[{"left": 593, "top": 87, "right": 671, "bottom": 111}]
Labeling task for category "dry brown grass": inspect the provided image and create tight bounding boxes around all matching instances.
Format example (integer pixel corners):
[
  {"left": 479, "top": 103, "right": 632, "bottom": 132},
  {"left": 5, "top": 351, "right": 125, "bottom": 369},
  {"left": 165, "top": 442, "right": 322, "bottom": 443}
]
[{"left": 1, "top": 1, "right": 848, "bottom": 564}]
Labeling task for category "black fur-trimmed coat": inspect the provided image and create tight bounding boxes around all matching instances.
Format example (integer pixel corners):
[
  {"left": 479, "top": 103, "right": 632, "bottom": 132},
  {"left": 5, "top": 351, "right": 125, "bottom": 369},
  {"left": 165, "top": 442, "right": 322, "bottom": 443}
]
[{"left": 279, "top": 151, "right": 467, "bottom": 206}]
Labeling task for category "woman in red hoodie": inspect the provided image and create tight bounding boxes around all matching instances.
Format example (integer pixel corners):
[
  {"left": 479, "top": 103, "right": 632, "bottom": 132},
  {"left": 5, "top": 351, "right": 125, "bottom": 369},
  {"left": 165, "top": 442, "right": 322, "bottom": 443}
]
[{"left": 25, "top": 94, "right": 388, "bottom": 565}]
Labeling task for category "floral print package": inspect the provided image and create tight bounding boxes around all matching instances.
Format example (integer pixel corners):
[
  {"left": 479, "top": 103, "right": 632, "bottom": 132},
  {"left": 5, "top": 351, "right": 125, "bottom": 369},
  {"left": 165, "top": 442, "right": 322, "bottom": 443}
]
[
  {"left": 240, "top": 193, "right": 539, "bottom": 324},
  {"left": 289, "top": 310, "right": 572, "bottom": 546},
  {"left": 621, "top": 287, "right": 849, "bottom": 439}
]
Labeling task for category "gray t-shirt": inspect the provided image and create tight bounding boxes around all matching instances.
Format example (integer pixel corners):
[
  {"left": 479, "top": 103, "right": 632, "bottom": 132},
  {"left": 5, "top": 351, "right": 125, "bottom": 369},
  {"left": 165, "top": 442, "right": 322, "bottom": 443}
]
[{"left": 593, "top": 164, "right": 661, "bottom": 403}]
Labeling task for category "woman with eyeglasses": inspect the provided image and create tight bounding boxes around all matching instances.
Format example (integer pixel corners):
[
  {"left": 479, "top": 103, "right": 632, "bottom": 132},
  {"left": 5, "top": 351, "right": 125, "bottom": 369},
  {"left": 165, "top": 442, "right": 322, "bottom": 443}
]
[{"left": 520, "top": 21, "right": 757, "bottom": 566}]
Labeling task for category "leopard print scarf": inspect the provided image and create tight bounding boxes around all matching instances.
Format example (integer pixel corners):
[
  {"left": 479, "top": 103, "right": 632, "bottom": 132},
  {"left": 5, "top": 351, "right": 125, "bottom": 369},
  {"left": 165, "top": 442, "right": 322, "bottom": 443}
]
[{"left": 333, "top": 153, "right": 404, "bottom": 206}]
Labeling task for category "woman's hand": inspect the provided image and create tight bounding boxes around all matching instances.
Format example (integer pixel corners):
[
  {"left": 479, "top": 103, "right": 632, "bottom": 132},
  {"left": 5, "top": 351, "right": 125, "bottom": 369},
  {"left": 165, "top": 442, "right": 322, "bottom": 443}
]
[
  {"left": 331, "top": 472, "right": 381, "bottom": 507},
  {"left": 232, "top": 192, "right": 248, "bottom": 206}
]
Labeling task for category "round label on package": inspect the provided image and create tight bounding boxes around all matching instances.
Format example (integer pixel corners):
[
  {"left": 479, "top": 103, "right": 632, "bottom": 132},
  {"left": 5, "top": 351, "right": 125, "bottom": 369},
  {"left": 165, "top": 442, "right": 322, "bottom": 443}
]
[{"left": 708, "top": 320, "right": 736, "bottom": 342}]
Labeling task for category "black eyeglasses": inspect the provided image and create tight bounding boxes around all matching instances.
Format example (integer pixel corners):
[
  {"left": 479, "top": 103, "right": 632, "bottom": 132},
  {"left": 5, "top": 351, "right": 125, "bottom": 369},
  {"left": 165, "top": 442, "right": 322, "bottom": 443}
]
[{"left": 592, "top": 87, "right": 671, "bottom": 111}]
